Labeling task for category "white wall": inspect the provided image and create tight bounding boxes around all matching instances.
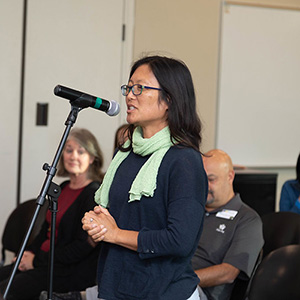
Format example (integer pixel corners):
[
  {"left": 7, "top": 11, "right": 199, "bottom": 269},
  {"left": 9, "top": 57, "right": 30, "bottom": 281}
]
[
  {"left": 0, "top": 0, "right": 134, "bottom": 239},
  {"left": 0, "top": 0, "right": 24, "bottom": 236}
]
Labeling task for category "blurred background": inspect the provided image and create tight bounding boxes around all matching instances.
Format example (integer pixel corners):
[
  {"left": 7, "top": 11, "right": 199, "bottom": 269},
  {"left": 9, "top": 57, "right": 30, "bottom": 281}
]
[{"left": 1, "top": 0, "right": 299, "bottom": 236}]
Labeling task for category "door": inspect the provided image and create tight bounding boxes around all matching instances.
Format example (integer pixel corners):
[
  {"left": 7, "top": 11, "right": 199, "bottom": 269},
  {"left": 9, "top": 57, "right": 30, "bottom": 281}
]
[
  {"left": 0, "top": 0, "right": 134, "bottom": 234},
  {"left": 21, "top": 0, "right": 133, "bottom": 201}
]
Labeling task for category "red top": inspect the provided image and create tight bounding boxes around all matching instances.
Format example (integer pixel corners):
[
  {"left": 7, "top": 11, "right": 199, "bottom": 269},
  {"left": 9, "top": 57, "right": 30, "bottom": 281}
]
[{"left": 40, "top": 184, "right": 84, "bottom": 252}]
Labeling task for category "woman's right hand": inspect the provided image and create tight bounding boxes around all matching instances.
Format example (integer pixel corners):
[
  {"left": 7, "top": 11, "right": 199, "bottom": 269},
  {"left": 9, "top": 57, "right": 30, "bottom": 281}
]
[
  {"left": 82, "top": 206, "right": 138, "bottom": 251},
  {"left": 82, "top": 206, "right": 108, "bottom": 242}
]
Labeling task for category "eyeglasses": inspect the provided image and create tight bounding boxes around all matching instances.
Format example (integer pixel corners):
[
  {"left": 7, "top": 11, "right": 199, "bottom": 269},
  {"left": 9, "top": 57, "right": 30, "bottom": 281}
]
[{"left": 121, "top": 84, "right": 162, "bottom": 96}]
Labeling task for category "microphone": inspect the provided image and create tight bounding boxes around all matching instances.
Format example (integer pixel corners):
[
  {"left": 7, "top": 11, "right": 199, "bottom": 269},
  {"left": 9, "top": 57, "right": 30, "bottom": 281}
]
[{"left": 54, "top": 85, "right": 120, "bottom": 116}]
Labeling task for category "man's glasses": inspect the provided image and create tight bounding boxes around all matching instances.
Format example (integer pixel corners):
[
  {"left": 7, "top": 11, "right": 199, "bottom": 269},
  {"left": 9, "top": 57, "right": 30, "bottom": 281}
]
[{"left": 121, "top": 84, "right": 162, "bottom": 96}]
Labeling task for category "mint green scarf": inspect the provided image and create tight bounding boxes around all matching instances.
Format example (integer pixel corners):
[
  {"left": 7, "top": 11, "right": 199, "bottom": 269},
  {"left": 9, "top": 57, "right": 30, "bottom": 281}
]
[{"left": 94, "top": 126, "right": 173, "bottom": 208}]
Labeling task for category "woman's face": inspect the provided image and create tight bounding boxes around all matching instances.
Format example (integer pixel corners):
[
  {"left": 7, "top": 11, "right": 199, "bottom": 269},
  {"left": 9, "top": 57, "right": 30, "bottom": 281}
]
[
  {"left": 126, "top": 64, "right": 168, "bottom": 138},
  {"left": 63, "top": 139, "right": 94, "bottom": 178}
]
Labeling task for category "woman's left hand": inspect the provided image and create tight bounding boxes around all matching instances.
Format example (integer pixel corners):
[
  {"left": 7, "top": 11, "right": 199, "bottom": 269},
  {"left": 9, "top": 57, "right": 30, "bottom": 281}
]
[
  {"left": 18, "top": 251, "right": 35, "bottom": 272},
  {"left": 82, "top": 206, "right": 120, "bottom": 243}
]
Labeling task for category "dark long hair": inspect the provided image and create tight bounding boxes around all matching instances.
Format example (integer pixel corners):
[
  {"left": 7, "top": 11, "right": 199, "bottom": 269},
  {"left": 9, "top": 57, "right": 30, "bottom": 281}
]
[
  {"left": 120, "top": 55, "right": 202, "bottom": 152},
  {"left": 296, "top": 153, "right": 300, "bottom": 183},
  {"left": 114, "top": 124, "right": 130, "bottom": 151}
]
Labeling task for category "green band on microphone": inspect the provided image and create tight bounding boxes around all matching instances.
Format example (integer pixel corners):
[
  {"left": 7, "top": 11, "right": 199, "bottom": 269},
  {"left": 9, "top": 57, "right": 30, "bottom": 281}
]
[{"left": 94, "top": 97, "right": 103, "bottom": 109}]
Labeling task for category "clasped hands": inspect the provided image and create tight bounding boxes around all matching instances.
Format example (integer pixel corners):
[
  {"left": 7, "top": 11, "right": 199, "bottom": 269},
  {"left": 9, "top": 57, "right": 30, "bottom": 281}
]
[{"left": 82, "top": 206, "right": 119, "bottom": 244}]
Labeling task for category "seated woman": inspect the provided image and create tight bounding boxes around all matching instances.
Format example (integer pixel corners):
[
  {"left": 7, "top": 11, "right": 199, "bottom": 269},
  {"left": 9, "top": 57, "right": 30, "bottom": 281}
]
[
  {"left": 0, "top": 128, "right": 104, "bottom": 300},
  {"left": 280, "top": 152, "right": 300, "bottom": 213}
]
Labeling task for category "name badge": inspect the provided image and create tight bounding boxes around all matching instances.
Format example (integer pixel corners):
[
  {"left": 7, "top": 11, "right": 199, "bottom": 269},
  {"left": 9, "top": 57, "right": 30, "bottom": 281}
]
[{"left": 216, "top": 209, "right": 238, "bottom": 220}]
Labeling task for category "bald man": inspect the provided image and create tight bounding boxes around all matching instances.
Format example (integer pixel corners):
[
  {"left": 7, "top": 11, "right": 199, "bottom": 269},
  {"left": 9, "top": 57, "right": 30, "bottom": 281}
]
[{"left": 191, "top": 149, "right": 264, "bottom": 300}]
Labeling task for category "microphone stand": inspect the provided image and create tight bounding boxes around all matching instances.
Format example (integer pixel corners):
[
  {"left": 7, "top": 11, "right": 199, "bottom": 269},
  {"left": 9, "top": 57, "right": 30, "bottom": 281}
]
[{"left": 3, "top": 104, "right": 82, "bottom": 300}]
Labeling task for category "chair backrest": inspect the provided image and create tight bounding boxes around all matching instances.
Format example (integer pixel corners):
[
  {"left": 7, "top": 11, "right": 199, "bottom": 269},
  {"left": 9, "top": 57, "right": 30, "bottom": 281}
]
[
  {"left": 229, "top": 248, "right": 263, "bottom": 300},
  {"left": 0, "top": 199, "right": 48, "bottom": 266},
  {"left": 261, "top": 211, "right": 300, "bottom": 258},
  {"left": 248, "top": 245, "right": 300, "bottom": 300}
]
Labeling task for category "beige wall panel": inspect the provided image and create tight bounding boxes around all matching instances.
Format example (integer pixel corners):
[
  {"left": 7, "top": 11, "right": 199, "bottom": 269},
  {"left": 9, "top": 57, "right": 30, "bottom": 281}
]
[{"left": 133, "top": 0, "right": 221, "bottom": 151}]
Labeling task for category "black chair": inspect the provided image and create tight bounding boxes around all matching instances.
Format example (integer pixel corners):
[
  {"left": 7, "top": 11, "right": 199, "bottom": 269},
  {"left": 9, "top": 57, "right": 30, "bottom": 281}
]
[
  {"left": 229, "top": 248, "right": 263, "bottom": 300},
  {"left": 261, "top": 211, "right": 300, "bottom": 258},
  {"left": 0, "top": 199, "right": 48, "bottom": 266},
  {"left": 247, "top": 245, "right": 300, "bottom": 300}
]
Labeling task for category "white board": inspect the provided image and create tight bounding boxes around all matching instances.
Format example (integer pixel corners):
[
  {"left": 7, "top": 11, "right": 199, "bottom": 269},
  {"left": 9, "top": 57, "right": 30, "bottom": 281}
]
[{"left": 217, "top": 4, "right": 300, "bottom": 167}]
